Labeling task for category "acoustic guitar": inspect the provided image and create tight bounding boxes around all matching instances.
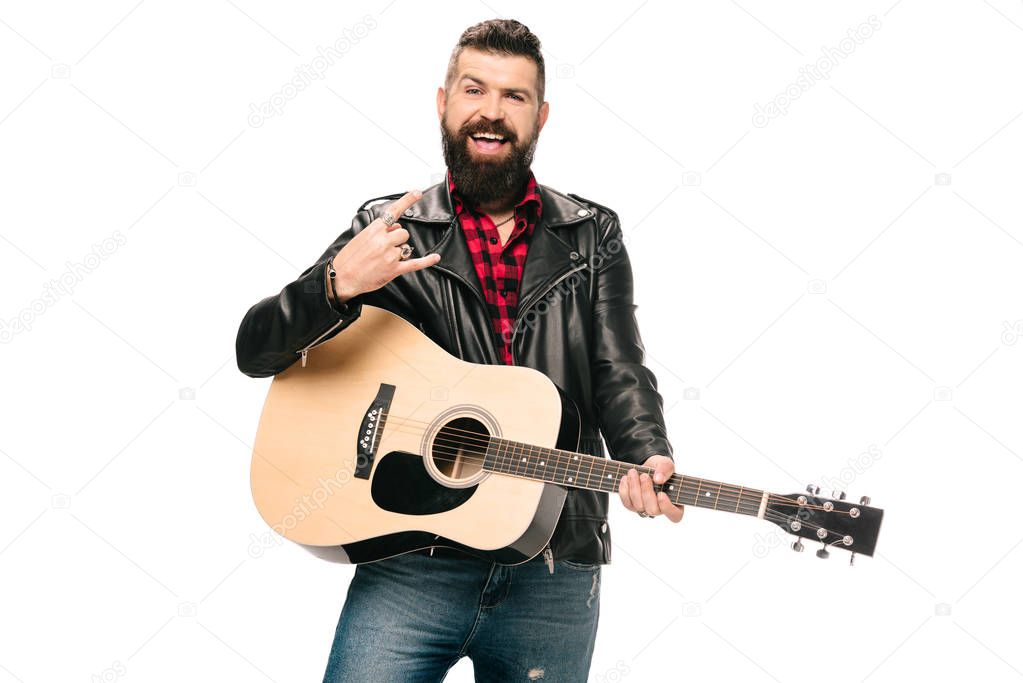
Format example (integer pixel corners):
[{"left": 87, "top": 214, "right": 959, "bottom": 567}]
[{"left": 250, "top": 305, "right": 883, "bottom": 567}]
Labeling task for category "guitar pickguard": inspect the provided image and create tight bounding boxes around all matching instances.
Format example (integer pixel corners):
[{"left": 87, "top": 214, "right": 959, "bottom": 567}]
[{"left": 370, "top": 451, "right": 478, "bottom": 515}]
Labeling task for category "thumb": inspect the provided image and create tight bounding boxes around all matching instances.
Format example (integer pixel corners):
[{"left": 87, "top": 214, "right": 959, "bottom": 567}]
[
  {"left": 653, "top": 458, "right": 674, "bottom": 484},
  {"left": 396, "top": 252, "right": 441, "bottom": 274}
]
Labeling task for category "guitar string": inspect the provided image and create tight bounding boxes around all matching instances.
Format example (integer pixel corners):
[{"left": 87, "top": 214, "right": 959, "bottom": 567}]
[
  {"left": 384, "top": 438, "right": 844, "bottom": 541},
  {"left": 374, "top": 423, "right": 847, "bottom": 515},
  {"left": 386, "top": 425, "right": 840, "bottom": 513},
  {"left": 420, "top": 442, "right": 825, "bottom": 522},
  {"left": 418, "top": 442, "right": 759, "bottom": 509},
  {"left": 340, "top": 415, "right": 848, "bottom": 539},
  {"left": 346, "top": 404, "right": 856, "bottom": 518},
  {"left": 378, "top": 414, "right": 768, "bottom": 499},
  {"left": 392, "top": 427, "right": 771, "bottom": 508},
  {"left": 373, "top": 417, "right": 845, "bottom": 513}
]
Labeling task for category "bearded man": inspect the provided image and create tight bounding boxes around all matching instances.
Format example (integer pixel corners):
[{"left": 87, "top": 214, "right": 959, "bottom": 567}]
[{"left": 236, "top": 17, "right": 682, "bottom": 682}]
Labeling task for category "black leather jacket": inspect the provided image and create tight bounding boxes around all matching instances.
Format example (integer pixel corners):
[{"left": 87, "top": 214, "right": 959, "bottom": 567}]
[{"left": 234, "top": 179, "right": 673, "bottom": 565}]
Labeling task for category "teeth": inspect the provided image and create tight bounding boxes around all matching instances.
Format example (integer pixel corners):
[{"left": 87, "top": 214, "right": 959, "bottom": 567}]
[{"left": 472, "top": 132, "right": 505, "bottom": 141}]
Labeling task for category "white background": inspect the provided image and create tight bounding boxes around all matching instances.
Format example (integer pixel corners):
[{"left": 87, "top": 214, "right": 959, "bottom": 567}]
[{"left": 1, "top": 1, "right": 1021, "bottom": 681}]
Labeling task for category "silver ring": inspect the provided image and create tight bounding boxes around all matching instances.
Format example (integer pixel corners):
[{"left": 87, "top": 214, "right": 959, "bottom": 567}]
[
  {"left": 638, "top": 511, "right": 649, "bottom": 518},
  {"left": 381, "top": 211, "right": 397, "bottom": 227},
  {"left": 398, "top": 244, "right": 413, "bottom": 261}
]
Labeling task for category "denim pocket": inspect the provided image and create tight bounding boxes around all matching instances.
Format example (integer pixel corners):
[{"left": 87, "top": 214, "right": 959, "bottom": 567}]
[{"left": 559, "top": 559, "right": 600, "bottom": 571}]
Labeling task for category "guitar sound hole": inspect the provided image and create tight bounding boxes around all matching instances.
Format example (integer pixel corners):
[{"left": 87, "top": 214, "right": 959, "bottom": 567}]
[{"left": 432, "top": 417, "right": 490, "bottom": 483}]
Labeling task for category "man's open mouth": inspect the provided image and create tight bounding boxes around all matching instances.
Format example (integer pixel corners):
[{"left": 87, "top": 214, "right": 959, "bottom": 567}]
[{"left": 469, "top": 132, "right": 508, "bottom": 152}]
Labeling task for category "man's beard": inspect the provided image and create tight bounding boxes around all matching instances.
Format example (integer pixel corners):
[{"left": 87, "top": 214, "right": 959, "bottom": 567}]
[{"left": 440, "top": 113, "right": 539, "bottom": 209}]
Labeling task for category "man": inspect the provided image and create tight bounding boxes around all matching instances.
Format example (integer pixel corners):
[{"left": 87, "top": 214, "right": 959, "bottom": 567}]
[{"left": 235, "top": 18, "right": 683, "bottom": 681}]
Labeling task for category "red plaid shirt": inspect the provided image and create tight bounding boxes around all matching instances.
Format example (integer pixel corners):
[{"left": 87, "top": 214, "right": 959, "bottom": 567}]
[{"left": 448, "top": 169, "right": 543, "bottom": 365}]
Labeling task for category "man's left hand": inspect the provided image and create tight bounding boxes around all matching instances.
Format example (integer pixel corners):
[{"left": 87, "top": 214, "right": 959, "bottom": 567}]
[{"left": 618, "top": 455, "right": 685, "bottom": 523}]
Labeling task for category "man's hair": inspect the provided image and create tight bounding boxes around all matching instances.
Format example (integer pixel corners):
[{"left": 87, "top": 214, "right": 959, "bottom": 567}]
[{"left": 444, "top": 19, "right": 546, "bottom": 104}]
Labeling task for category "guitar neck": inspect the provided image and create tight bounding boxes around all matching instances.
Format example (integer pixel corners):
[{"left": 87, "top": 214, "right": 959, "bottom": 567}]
[{"left": 483, "top": 437, "right": 769, "bottom": 518}]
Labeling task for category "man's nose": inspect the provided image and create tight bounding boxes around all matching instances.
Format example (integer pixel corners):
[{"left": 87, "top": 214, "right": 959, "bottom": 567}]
[{"left": 478, "top": 93, "right": 505, "bottom": 121}]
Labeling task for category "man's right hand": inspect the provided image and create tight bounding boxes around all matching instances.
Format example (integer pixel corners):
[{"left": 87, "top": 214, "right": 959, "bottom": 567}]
[{"left": 330, "top": 190, "right": 442, "bottom": 304}]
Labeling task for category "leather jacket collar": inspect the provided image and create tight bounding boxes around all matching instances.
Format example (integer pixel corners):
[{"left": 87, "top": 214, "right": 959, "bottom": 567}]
[
  {"left": 392, "top": 177, "right": 597, "bottom": 316},
  {"left": 403, "top": 178, "right": 601, "bottom": 316},
  {"left": 402, "top": 177, "right": 597, "bottom": 228}
]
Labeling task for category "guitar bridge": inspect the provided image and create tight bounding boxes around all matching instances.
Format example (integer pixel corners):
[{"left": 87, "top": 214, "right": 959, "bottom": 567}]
[{"left": 354, "top": 383, "right": 395, "bottom": 479}]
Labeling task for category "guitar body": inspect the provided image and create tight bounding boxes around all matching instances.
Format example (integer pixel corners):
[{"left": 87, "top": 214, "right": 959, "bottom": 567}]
[{"left": 250, "top": 305, "right": 579, "bottom": 565}]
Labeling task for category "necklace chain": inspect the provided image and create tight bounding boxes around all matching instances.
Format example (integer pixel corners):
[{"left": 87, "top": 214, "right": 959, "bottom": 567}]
[{"left": 490, "top": 212, "right": 515, "bottom": 228}]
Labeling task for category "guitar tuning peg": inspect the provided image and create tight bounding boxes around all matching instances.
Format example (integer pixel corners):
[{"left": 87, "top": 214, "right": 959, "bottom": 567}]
[
  {"left": 791, "top": 539, "right": 804, "bottom": 552},
  {"left": 806, "top": 484, "right": 815, "bottom": 494},
  {"left": 859, "top": 495, "right": 871, "bottom": 505},
  {"left": 837, "top": 491, "right": 847, "bottom": 501},
  {"left": 849, "top": 552, "right": 856, "bottom": 567},
  {"left": 816, "top": 545, "right": 830, "bottom": 559}
]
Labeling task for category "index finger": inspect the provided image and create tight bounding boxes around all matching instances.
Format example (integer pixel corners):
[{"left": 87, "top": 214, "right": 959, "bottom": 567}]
[{"left": 379, "top": 189, "right": 424, "bottom": 230}]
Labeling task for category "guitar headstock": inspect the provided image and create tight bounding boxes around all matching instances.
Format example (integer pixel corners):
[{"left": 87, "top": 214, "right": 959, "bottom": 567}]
[{"left": 764, "top": 486, "right": 884, "bottom": 563}]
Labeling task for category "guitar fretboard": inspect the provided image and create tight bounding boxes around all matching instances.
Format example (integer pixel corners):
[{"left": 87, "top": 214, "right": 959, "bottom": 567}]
[{"left": 483, "top": 437, "right": 766, "bottom": 517}]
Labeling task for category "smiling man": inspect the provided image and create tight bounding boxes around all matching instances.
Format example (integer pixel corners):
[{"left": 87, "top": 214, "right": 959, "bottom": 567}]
[{"left": 235, "top": 17, "right": 681, "bottom": 682}]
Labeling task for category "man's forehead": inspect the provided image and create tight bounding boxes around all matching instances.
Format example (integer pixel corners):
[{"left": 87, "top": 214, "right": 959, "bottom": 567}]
[{"left": 455, "top": 49, "right": 537, "bottom": 84}]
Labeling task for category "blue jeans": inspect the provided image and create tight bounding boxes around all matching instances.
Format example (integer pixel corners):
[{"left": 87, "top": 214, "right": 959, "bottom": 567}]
[{"left": 322, "top": 550, "right": 601, "bottom": 682}]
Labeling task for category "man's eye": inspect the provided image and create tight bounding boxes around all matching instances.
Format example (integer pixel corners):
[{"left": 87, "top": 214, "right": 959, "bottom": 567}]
[
  {"left": 466, "top": 88, "right": 482, "bottom": 95},
  {"left": 508, "top": 94, "right": 523, "bottom": 101}
]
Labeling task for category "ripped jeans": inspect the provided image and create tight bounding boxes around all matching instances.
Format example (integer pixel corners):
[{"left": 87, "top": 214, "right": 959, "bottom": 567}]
[{"left": 322, "top": 550, "right": 601, "bottom": 682}]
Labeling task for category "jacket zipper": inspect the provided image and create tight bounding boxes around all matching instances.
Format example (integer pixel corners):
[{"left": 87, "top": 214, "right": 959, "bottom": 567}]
[
  {"left": 509, "top": 262, "right": 589, "bottom": 354},
  {"left": 297, "top": 316, "right": 346, "bottom": 367},
  {"left": 440, "top": 254, "right": 568, "bottom": 575},
  {"left": 516, "top": 260, "right": 587, "bottom": 576}
]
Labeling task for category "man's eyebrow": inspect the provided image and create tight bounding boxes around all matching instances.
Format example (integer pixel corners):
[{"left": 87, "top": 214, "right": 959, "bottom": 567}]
[{"left": 459, "top": 74, "right": 531, "bottom": 97}]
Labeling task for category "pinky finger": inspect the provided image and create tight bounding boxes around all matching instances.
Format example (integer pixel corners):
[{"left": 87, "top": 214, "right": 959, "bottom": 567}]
[{"left": 658, "top": 492, "right": 684, "bottom": 523}]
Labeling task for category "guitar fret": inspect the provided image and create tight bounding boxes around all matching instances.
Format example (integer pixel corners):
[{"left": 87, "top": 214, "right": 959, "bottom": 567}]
[
  {"left": 581, "top": 449, "right": 597, "bottom": 488},
  {"left": 490, "top": 437, "right": 503, "bottom": 473},
  {"left": 510, "top": 440, "right": 522, "bottom": 476},
  {"left": 550, "top": 446, "right": 564, "bottom": 484},
  {"left": 598, "top": 459, "right": 610, "bottom": 491},
  {"left": 497, "top": 438, "right": 509, "bottom": 474},
  {"left": 536, "top": 446, "right": 547, "bottom": 479},
  {"left": 491, "top": 438, "right": 502, "bottom": 473},
  {"left": 666, "top": 474, "right": 681, "bottom": 505},
  {"left": 518, "top": 441, "right": 530, "bottom": 479}
]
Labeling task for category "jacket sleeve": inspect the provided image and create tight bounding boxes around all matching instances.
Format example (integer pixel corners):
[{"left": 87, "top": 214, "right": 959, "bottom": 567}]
[
  {"left": 234, "top": 209, "right": 411, "bottom": 378},
  {"left": 589, "top": 215, "right": 674, "bottom": 467}
]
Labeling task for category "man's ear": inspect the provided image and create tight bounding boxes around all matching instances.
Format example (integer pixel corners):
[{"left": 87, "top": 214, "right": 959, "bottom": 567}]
[
  {"left": 537, "top": 100, "right": 550, "bottom": 133},
  {"left": 436, "top": 87, "right": 446, "bottom": 121}
]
